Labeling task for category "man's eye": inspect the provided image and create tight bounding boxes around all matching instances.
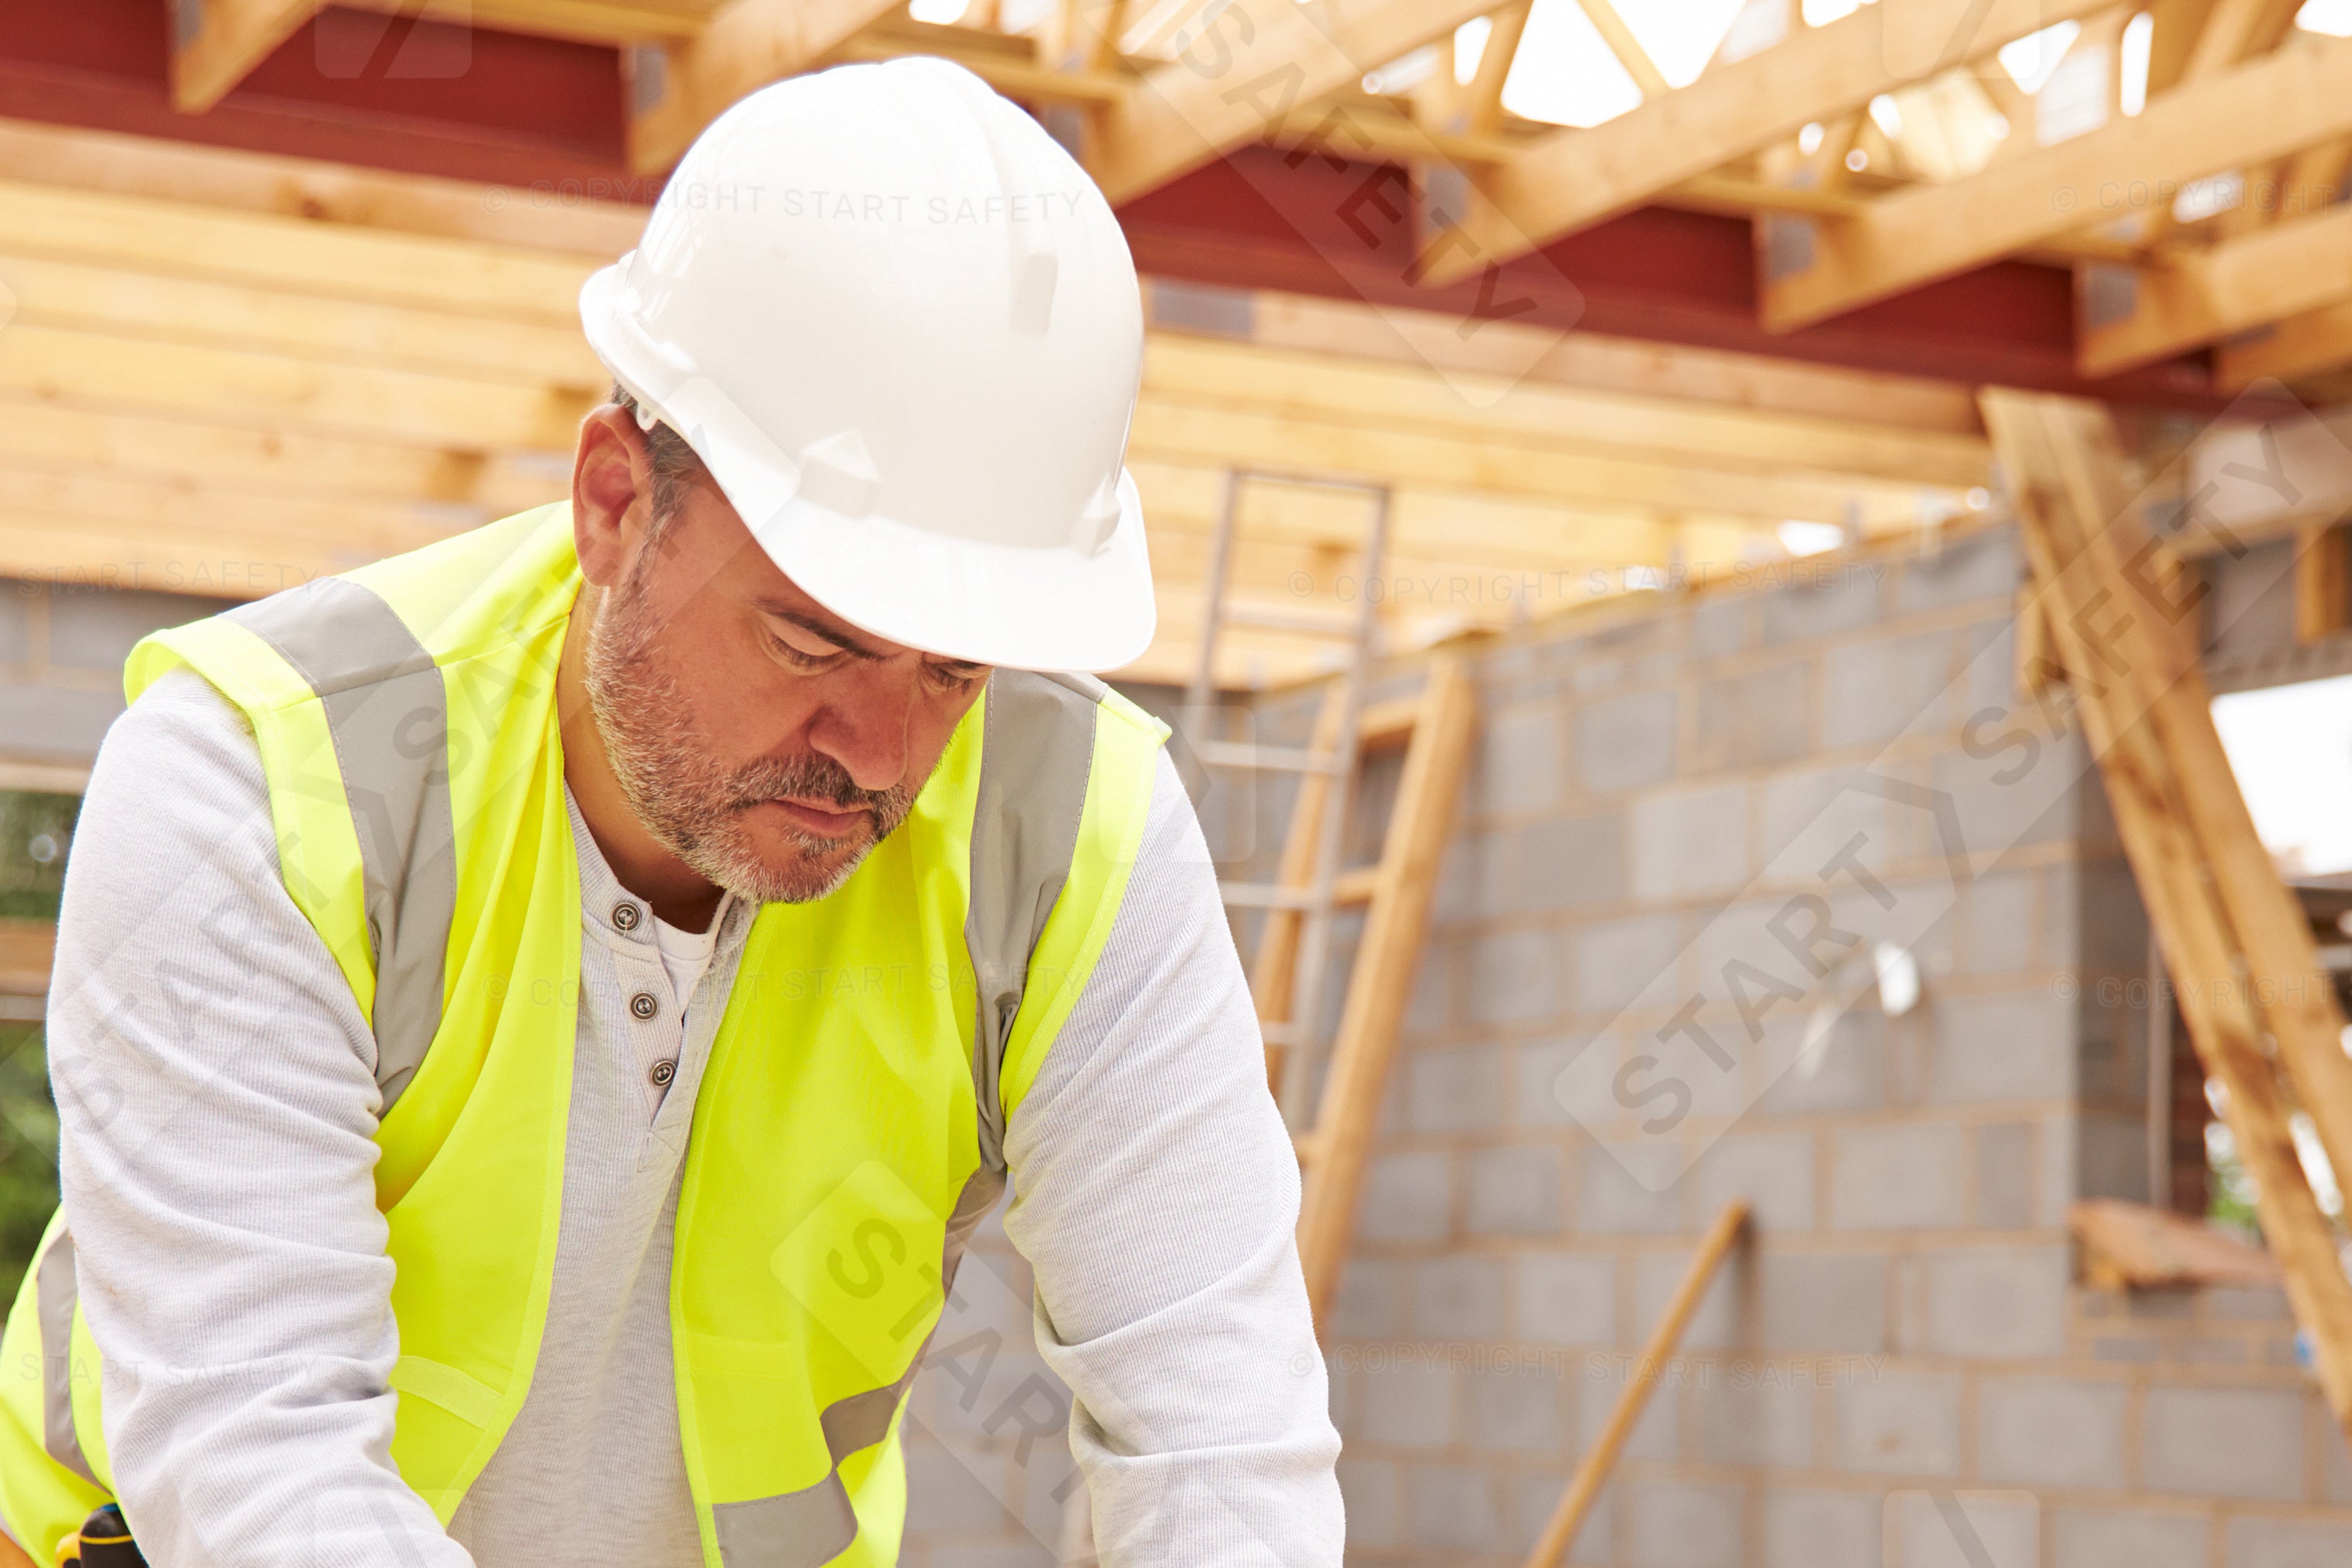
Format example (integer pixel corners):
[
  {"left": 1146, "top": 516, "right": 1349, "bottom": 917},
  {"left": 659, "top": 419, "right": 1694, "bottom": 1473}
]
[
  {"left": 767, "top": 632, "right": 843, "bottom": 670},
  {"left": 927, "top": 663, "right": 981, "bottom": 691}
]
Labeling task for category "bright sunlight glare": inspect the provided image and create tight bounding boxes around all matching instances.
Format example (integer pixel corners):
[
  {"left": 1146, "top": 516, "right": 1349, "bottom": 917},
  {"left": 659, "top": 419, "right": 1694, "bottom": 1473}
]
[{"left": 2212, "top": 673, "right": 2352, "bottom": 877}]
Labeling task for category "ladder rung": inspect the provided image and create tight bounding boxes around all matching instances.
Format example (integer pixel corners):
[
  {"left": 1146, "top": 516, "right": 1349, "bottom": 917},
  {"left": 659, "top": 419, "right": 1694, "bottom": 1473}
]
[
  {"left": 1199, "top": 741, "right": 1348, "bottom": 774},
  {"left": 1222, "top": 881, "right": 1318, "bottom": 911},
  {"left": 1221, "top": 602, "right": 1363, "bottom": 638},
  {"left": 1357, "top": 697, "right": 1418, "bottom": 749},
  {"left": 1332, "top": 866, "right": 1380, "bottom": 905}
]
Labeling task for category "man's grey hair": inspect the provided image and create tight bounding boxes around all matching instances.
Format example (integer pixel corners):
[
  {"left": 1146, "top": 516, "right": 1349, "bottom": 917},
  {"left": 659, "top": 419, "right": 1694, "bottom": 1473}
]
[{"left": 609, "top": 384, "right": 708, "bottom": 524}]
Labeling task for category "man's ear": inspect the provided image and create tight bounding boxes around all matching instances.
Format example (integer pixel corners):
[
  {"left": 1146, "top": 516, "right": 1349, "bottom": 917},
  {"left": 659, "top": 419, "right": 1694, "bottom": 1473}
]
[{"left": 573, "top": 405, "right": 655, "bottom": 590}]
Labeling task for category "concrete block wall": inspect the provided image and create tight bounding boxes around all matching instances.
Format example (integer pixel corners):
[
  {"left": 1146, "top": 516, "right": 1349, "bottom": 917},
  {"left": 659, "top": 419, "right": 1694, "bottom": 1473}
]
[
  {"left": 0, "top": 580, "right": 232, "bottom": 774},
  {"left": 1307, "top": 524, "right": 2351, "bottom": 1568}
]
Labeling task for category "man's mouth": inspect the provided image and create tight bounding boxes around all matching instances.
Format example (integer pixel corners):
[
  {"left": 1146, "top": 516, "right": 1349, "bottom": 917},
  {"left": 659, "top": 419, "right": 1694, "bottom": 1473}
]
[{"left": 755, "top": 797, "right": 870, "bottom": 839}]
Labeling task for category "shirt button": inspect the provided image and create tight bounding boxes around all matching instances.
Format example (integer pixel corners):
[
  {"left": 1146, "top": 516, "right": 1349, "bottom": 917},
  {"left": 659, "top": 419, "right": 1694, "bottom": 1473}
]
[
  {"left": 612, "top": 902, "right": 643, "bottom": 933},
  {"left": 649, "top": 1059, "right": 677, "bottom": 1088},
  {"left": 629, "top": 991, "right": 660, "bottom": 1021}
]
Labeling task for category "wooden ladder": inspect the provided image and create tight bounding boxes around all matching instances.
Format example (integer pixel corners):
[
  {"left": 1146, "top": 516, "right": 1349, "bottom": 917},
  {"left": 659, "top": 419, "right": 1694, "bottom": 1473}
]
[
  {"left": 1256, "top": 659, "right": 1475, "bottom": 1327},
  {"left": 1984, "top": 389, "right": 2352, "bottom": 1440},
  {"left": 1177, "top": 466, "right": 1477, "bottom": 1331}
]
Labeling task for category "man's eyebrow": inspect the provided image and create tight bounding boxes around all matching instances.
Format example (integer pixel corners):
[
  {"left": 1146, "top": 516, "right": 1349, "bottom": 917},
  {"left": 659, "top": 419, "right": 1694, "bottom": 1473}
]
[
  {"left": 755, "top": 604, "right": 979, "bottom": 668},
  {"left": 755, "top": 604, "right": 885, "bottom": 659}
]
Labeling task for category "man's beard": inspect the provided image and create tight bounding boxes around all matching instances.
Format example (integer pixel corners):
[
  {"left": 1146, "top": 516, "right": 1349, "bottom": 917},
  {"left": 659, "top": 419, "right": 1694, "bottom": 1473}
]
[{"left": 581, "top": 565, "right": 922, "bottom": 905}]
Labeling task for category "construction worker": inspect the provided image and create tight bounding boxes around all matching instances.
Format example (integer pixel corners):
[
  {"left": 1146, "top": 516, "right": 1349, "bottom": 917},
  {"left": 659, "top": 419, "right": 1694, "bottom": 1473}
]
[{"left": 0, "top": 61, "right": 1342, "bottom": 1568}]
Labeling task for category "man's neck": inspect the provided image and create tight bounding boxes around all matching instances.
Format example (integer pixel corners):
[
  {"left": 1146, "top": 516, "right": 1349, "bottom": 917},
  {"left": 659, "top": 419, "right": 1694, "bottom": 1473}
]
[{"left": 557, "top": 586, "right": 726, "bottom": 933}]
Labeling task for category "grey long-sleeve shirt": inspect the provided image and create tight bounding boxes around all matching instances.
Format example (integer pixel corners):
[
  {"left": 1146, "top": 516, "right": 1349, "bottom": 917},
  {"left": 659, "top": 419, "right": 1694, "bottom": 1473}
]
[{"left": 45, "top": 669, "right": 1342, "bottom": 1567}]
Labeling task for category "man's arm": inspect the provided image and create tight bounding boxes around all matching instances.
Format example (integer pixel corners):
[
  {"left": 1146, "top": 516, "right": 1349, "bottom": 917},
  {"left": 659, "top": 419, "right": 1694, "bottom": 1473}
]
[
  {"left": 50, "top": 670, "right": 469, "bottom": 1568},
  {"left": 1003, "top": 748, "right": 1345, "bottom": 1566}
]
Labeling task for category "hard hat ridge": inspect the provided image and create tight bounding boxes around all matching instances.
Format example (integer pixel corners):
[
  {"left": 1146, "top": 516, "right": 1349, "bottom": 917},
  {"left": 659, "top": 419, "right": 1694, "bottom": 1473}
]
[{"left": 579, "top": 57, "right": 1155, "bottom": 673}]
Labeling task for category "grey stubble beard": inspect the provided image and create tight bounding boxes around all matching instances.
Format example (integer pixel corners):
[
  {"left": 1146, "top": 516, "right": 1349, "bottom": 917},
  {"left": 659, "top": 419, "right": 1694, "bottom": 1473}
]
[{"left": 580, "top": 562, "right": 922, "bottom": 905}]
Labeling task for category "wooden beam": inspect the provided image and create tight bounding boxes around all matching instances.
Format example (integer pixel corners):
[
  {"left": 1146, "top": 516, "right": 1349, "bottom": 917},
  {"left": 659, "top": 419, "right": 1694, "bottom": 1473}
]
[
  {"left": 1420, "top": 0, "right": 2121, "bottom": 286},
  {"left": 1522, "top": 1203, "right": 1751, "bottom": 1568},
  {"left": 170, "top": 0, "right": 320, "bottom": 112},
  {"left": 341, "top": 0, "right": 723, "bottom": 44},
  {"left": 2138, "top": 0, "right": 2299, "bottom": 244},
  {"left": 1464, "top": 0, "right": 1533, "bottom": 137},
  {"left": 2144, "top": 0, "right": 2217, "bottom": 93},
  {"left": 1139, "top": 332, "right": 1992, "bottom": 486},
  {"left": 833, "top": 32, "right": 1131, "bottom": 102},
  {"left": 1086, "top": 0, "right": 1502, "bottom": 206},
  {"left": 2077, "top": 202, "right": 2352, "bottom": 377},
  {"left": 2217, "top": 298, "right": 2352, "bottom": 389},
  {"left": 1127, "top": 396, "right": 1941, "bottom": 522},
  {"left": 0, "top": 178, "right": 595, "bottom": 322},
  {"left": 0, "top": 116, "right": 646, "bottom": 259},
  {"left": 1294, "top": 654, "right": 1476, "bottom": 1322},
  {"left": 1983, "top": 387, "right": 2352, "bottom": 1435},
  {"left": 1212, "top": 285, "right": 1989, "bottom": 434},
  {"left": 1761, "top": 35, "right": 2352, "bottom": 332},
  {"left": 625, "top": 0, "right": 903, "bottom": 175},
  {"left": 1574, "top": 0, "right": 1668, "bottom": 98},
  {"left": 2297, "top": 521, "right": 2352, "bottom": 643}
]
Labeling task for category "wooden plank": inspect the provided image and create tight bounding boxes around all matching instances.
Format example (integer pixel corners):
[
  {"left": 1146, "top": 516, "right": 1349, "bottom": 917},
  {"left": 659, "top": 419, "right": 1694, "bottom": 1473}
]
[
  {"left": 2216, "top": 299, "right": 2352, "bottom": 390},
  {"left": 1420, "top": 0, "right": 2122, "bottom": 286},
  {"left": 1128, "top": 397, "right": 1944, "bottom": 524},
  {"left": 1574, "top": 0, "right": 1668, "bottom": 98},
  {"left": 1983, "top": 387, "right": 2352, "bottom": 1431},
  {"left": 835, "top": 32, "right": 1132, "bottom": 103},
  {"left": 0, "top": 117, "right": 646, "bottom": 259},
  {"left": 2297, "top": 522, "right": 2352, "bottom": 643},
  {"left": 1764, "top": 36, "right": 2352, "bottom": 332},
  {"left": 0, "top": 251, "right": 607, "bottom": 388},
  {"left": 0, "top": 321, "right": 597, "bottom": 452},
  {"left": 1141, "top": 333, "right": 1993, "bottom": 487},
  {"left": 1209, "top": 286, "right": 1987, "bottom": 436},
  {"left": 1086, "top": 0, "right": 1502, "bottom": 205},
  {"left": 0, "top": 395, "right": 563, "bottom": 515},
  {"left": 2078, "top": 202, "right": 2352, "bottom": 378},
  {"left": 0, "top": 178, "right": 594, "bottom": 323},
  {"left": 626, "top": 0, "right": 905, "bottom": 175},
  {"left": 172, "top": 0, "right": 319, "bottom": 113},
  {"left": 0, "top": 922, "right": 57, "bottom": 1002},
  {"left": 1522, "top": 1202, "right": 1751, "bottom": 1568},
  {"left": 2069, "top": 1198, "right": 2281, "bottom": 1289},
  {"left": 344, "top": 0, "right": 726, "bottom": 44},
  {"left": 1463, "top": 0, "right": 1533, "bottom": 137},
  {"left": 1295, "top": 655, "right": 1475, "bottom": 1322}
]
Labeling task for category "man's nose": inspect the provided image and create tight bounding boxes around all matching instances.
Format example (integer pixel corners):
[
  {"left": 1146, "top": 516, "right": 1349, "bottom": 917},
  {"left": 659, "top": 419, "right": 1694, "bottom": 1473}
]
[{"left": 806, "top": 666, "right": 917, "bottom": 794}]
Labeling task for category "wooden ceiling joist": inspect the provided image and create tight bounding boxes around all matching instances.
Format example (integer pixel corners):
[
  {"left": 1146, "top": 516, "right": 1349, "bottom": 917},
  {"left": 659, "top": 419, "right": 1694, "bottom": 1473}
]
[
  {"left": 1759, "top": 33, "right": 2352, "bottom": 332},
  {"left": 1417, "top": 0, "right": 2120, "bottom": 286},
  {"left": 2218, "top": 299, "right": 2352, "bottom": 390},
  {"left": 625, "top": 0, "right": 903, "bottom": 175},
  {"left": 2077, "top": 202, "right": 2352, "bottom": 378},
  {"left": 169, "top": 0, "right": 319, "bottom": 112},
  {"left": 1085, "top": 0, "right": 1502, "bottom": 206}
]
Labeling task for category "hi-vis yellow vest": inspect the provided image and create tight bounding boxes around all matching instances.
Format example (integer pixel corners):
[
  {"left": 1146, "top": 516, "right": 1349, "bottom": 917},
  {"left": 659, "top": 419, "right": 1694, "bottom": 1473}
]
[{"left": 0, "top": 504, "right": 1166, "bottom": 1567}]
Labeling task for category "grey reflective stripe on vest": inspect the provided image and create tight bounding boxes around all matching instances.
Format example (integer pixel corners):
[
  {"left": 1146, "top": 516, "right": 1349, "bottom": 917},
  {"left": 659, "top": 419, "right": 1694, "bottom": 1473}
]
[
  {"left": 712, "top": 671, "right": 1103, "bottom": 1567},
  {"left": 227, "top": 580, "right": 458, "bottom": 1112},
  {"left": 963, "top": 670, "right": 1102, "bottom": 1175},
  {"left": 711, "top": 1165, "right": 1003, "bottom": 1567},
  {"left": 35, "top": 1229, "right": 95, "bottom": 1485}
]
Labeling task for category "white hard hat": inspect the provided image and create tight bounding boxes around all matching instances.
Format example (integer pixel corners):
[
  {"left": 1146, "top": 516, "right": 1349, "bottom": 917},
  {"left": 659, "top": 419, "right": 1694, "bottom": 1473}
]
[{"left": 580, "top": 57, "right": 1155, "bottom": 673}]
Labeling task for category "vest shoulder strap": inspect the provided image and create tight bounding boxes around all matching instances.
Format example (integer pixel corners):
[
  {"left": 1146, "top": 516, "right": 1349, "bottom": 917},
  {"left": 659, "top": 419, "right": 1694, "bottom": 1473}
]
[{"left": 965, "top": 670, "right": 1106, "bottom": 1175}]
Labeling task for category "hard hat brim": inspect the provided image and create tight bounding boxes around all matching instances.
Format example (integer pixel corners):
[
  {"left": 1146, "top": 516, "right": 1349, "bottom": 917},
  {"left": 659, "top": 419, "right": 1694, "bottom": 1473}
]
[{"left": 580, "top": 264, "right": 1158, "bottom": 674}]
